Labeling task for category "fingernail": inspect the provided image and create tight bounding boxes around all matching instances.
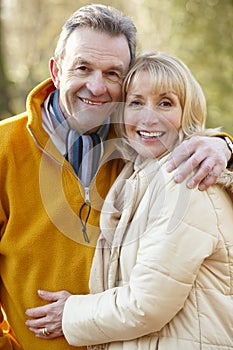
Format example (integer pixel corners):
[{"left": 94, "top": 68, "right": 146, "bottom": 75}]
[
  {"left": 187, "top": 180, "right": 195, "bottom": 189},
  {"left": 198, "top": 184, "right": 206, "bottom": 191},
  {"left": 166, "top": 163, "right": 173, "bottom": 172},
  {"left": 174, "top": 174, "right": 182, "bottom": 183}
]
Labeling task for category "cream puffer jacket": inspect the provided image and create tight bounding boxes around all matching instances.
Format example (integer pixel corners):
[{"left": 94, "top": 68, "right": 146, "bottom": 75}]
[{"left": 63, "top": 154, "right": 233, "bottom": 350}]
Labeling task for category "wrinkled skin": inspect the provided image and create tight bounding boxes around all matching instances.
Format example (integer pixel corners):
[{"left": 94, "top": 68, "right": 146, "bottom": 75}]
[
  {"left": 167, "top": 135, "right": 230, "bottom": 191},
  {"left": 25, "top": 290, "right": 71, "bottom": 339}
]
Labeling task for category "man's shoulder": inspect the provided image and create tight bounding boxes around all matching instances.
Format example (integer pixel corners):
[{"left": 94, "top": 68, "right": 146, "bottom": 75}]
[
  {"left": 0, "top": 113, "right": 29, "bottom": 156},
  {"left": 0, "top": 113, "right": 28, "bottom": 133}
]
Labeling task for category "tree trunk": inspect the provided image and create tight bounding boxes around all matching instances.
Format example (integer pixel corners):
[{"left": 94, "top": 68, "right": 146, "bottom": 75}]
[{"left": 0, "top": 0, "right": 13, "bottom": 119}]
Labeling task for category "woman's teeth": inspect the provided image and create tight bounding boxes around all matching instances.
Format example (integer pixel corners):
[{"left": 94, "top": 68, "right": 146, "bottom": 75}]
[{"left": 138, "top": 131, "right": 164, "bottom": 138}]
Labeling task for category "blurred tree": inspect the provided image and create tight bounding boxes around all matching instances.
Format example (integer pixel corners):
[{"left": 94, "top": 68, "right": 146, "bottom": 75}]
[
  {"left": 170, "top": 0, "right": 233, "bottom": 133},
  {"left": 125, "top": 0, "right": 233, "bottom": 133},
  {"left": 0, "top": 0, "right": 12, "bottom": 118},
  {"left": 0, "top": 0, "right": 232, "bottom": 133}
]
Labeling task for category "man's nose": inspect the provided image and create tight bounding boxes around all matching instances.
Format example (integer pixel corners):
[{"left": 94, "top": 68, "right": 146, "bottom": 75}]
[{"left": 86, "top": 71, "right": 107, "bottom": 96}]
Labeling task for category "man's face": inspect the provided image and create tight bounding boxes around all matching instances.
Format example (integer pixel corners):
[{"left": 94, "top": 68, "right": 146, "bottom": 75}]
[{"left": 50, "top": 27, "right": 131, "bottom": 134}]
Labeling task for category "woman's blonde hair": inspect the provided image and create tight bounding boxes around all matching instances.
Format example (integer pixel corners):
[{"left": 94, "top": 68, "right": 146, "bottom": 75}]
[{"left": 115, "top": 51, "right": 207, "bottom": 149}]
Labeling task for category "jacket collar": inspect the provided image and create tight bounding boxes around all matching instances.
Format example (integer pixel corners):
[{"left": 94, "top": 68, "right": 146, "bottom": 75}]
[{"left": 26, "top": 78, "right": 120, "bottom": 169}]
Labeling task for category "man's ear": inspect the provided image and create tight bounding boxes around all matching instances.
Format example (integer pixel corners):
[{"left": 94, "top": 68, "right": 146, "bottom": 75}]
[{"left": 49, "top": 57, "right": 61, "bottom": 89}]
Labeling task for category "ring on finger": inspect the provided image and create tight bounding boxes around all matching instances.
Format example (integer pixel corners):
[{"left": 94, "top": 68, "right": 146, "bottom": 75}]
[{"left": 41, "top": 327, "right": 50, "bottom": 336}]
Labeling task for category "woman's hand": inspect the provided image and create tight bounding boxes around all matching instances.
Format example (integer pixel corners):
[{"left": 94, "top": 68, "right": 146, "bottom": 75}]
[
  {"left": 166, "top": 136, "right": 230, "bottom": 190},
  {"left": 25, "top": 290, "right": 72, "bottom": 339}
]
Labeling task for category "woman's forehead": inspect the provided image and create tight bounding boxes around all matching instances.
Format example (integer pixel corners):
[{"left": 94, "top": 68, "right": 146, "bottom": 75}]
[{"left": 130, "top": 68, "right": 179, "bottom": 93}]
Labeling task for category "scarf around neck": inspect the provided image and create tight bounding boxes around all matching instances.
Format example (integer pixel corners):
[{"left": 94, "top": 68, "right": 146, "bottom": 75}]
[{"left": 42, "top": 89, "right": 110, "bottom": 187}]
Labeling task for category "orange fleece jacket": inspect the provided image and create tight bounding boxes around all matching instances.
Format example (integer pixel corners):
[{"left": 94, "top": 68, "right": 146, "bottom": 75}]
[{"left": 0, "top": 79, "right": 123, "bottom": 350}]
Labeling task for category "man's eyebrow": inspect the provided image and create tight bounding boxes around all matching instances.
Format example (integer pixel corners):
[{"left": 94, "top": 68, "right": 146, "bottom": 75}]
[
  {"left": 73, "top": 57, "right": 90, "bottom": 66},
  {"left": 73, "top": 57, "right": 125, "bottom": 74},
  {"left": 110, "top": 65, "right": 126, "bottom": 75}
]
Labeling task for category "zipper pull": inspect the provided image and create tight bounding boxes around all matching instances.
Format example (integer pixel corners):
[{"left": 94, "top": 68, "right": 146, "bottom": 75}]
[
  {"left": 84, "top": 187, "right": 90, "bottom": 203},
  {"left": 82, "top": 225, "right": 90, "bottom": 243},
  {"left": 79, "top": 187, "right": 91, "bottom": 243}
]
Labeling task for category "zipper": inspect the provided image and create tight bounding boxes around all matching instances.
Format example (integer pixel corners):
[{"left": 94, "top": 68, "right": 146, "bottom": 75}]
[
  {"left": 28, "top": 127, "right": 100, "bottom": 244},
  {"left": 79, "top": 187, "right": 91, "bottom": 243},
  {"left": 84, "top": 187, "right": 90, "bottom": 203}
]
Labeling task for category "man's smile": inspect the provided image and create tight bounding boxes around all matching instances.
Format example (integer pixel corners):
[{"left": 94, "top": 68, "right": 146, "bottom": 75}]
[{"left": 80, "top": 97, "right": 108, "bottom": 106}]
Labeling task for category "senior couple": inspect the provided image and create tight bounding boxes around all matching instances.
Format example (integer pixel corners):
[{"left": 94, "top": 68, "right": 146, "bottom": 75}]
[{"left": 0, "top": 4, "right": 232, "bottom": 350}]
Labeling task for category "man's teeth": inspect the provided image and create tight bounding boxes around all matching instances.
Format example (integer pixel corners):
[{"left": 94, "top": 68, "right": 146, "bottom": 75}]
[
  {"left": 139, "top": 131, "right": 164, "bottom": 138},
  {"left": 82, "top": 98, "right": 103, "bottom": 106}
]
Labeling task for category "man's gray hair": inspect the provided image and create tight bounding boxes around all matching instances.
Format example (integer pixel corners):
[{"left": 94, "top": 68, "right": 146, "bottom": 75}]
[{"left": 54, "top": 4, "right": 137, "bottom": 65}]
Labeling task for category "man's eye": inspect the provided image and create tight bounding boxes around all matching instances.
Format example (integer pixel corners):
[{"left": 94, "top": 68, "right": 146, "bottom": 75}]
[
  {"left": 76, "top": 66, "right": 88, "bottom": 72},
  {"left": 106, "top": 71, "right": 122, "bottom": 82}
]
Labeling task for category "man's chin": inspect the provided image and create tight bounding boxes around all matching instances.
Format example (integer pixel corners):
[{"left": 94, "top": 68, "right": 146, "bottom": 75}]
[{"left": 67, "top": 119, "right": 104, "bottom": 134}]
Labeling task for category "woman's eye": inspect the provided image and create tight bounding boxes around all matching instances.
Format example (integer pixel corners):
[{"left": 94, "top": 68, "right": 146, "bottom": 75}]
[
  {"left": 160, "top": 100, "right": 172, "bottom": 107},
  {"left": 128, "top": 100, "right": 142, "bottom": 107}
]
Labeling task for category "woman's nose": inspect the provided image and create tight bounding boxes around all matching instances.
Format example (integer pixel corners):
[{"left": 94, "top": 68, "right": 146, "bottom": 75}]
[{"left": 142, "top": 107, "right": 160, "bottom": 125}]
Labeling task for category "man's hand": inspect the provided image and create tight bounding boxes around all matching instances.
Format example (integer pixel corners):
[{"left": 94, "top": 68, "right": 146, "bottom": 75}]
[
  {"left": 166, "top": 136, "right": 230, "bottom": 191},
  {"left": 25, "top": 290, "right": 71, "bottom": 339}
]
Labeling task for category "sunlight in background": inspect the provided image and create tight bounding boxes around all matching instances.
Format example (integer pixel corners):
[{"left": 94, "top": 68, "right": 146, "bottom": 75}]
[{"left": 0, "top": 0, "right": 232, "bottom": 133}]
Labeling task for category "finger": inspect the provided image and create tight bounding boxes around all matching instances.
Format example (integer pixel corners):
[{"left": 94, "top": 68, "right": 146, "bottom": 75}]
[
  {"left": 166, "top": 140, "right": 192, "bottom": 172},
  {"left": 25, "top": 316, "right": 47, "bottom": 328},
  {"left": 174, "top": 151, "right": 213, "bottom": 185},
  {"left": 37, "top": 290, "right": 61, "bottom": 302},
  {"left": 198, "top": 164, "right": 223, "bottom": 191},
  {"left": 25, "top": 304, "right": 48, "bottom": 318},
  {"left": 36, "top": 331, "right": 63, "bottom": 339},
  {"left": 38, "top": 289, "right": 71, "bottom": 302},
  {"left": 29, "top": 326, "right": 63, "bottom": 339},
  {"left": 36, "top": 332, "right": 63, "bottom": 339},
  {"left": 25, "top": 290, "right": 67, "bottom": 317},
  {"left": 184, "top": 157, "right": 215, "bottom": 189},
  {"left": 26, "top": 316, "right": 62, "bottom": 329},
  {"left": 25, "top": 290, "right": 68, "bottom": 317},
  {"left": 26, "top": 317, "right": 63, "bottom": 336},
  {"left": 168, "top": 139, "right": 209, "bottom": 176},
  {"left": 167, "top": 135, "right": 229, "bottom": 174},
  {"left": 186, "top": 154, "right": 226, "bottom": 190}
]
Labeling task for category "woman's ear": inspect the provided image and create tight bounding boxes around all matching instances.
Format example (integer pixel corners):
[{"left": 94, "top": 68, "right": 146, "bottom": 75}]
[{"left": 49, "top": 57, "right": 61, "bottom": 89}]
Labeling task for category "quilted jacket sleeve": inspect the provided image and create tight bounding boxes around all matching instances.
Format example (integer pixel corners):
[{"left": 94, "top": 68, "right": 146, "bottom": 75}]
[{"left": 62, "top": 166, "right": 231, "bottom": 347}]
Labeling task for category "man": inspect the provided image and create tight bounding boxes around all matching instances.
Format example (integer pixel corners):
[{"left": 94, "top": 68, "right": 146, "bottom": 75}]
[{"left": 0, "top": 4, "right": 232, "bottom": 350}]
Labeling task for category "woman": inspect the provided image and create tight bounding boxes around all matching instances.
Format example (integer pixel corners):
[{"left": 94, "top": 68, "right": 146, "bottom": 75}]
[{"left": 28, "top": 52, "right": 233, "bottom": 349}]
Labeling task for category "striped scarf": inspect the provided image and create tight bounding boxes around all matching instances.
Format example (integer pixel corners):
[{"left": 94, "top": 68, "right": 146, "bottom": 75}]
[{"left": 44, "top": 89, "right": 110, "bottom": 187}]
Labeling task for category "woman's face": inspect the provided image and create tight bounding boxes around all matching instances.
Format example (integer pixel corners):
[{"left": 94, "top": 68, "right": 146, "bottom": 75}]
[{"left": 124, "top": 71, "right": 182, "bottom": 158}]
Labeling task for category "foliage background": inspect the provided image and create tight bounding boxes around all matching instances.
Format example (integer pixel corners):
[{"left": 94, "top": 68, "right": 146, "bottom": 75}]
[{"left": 0, "top": 0, "right": 232, "bottom": 133}]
